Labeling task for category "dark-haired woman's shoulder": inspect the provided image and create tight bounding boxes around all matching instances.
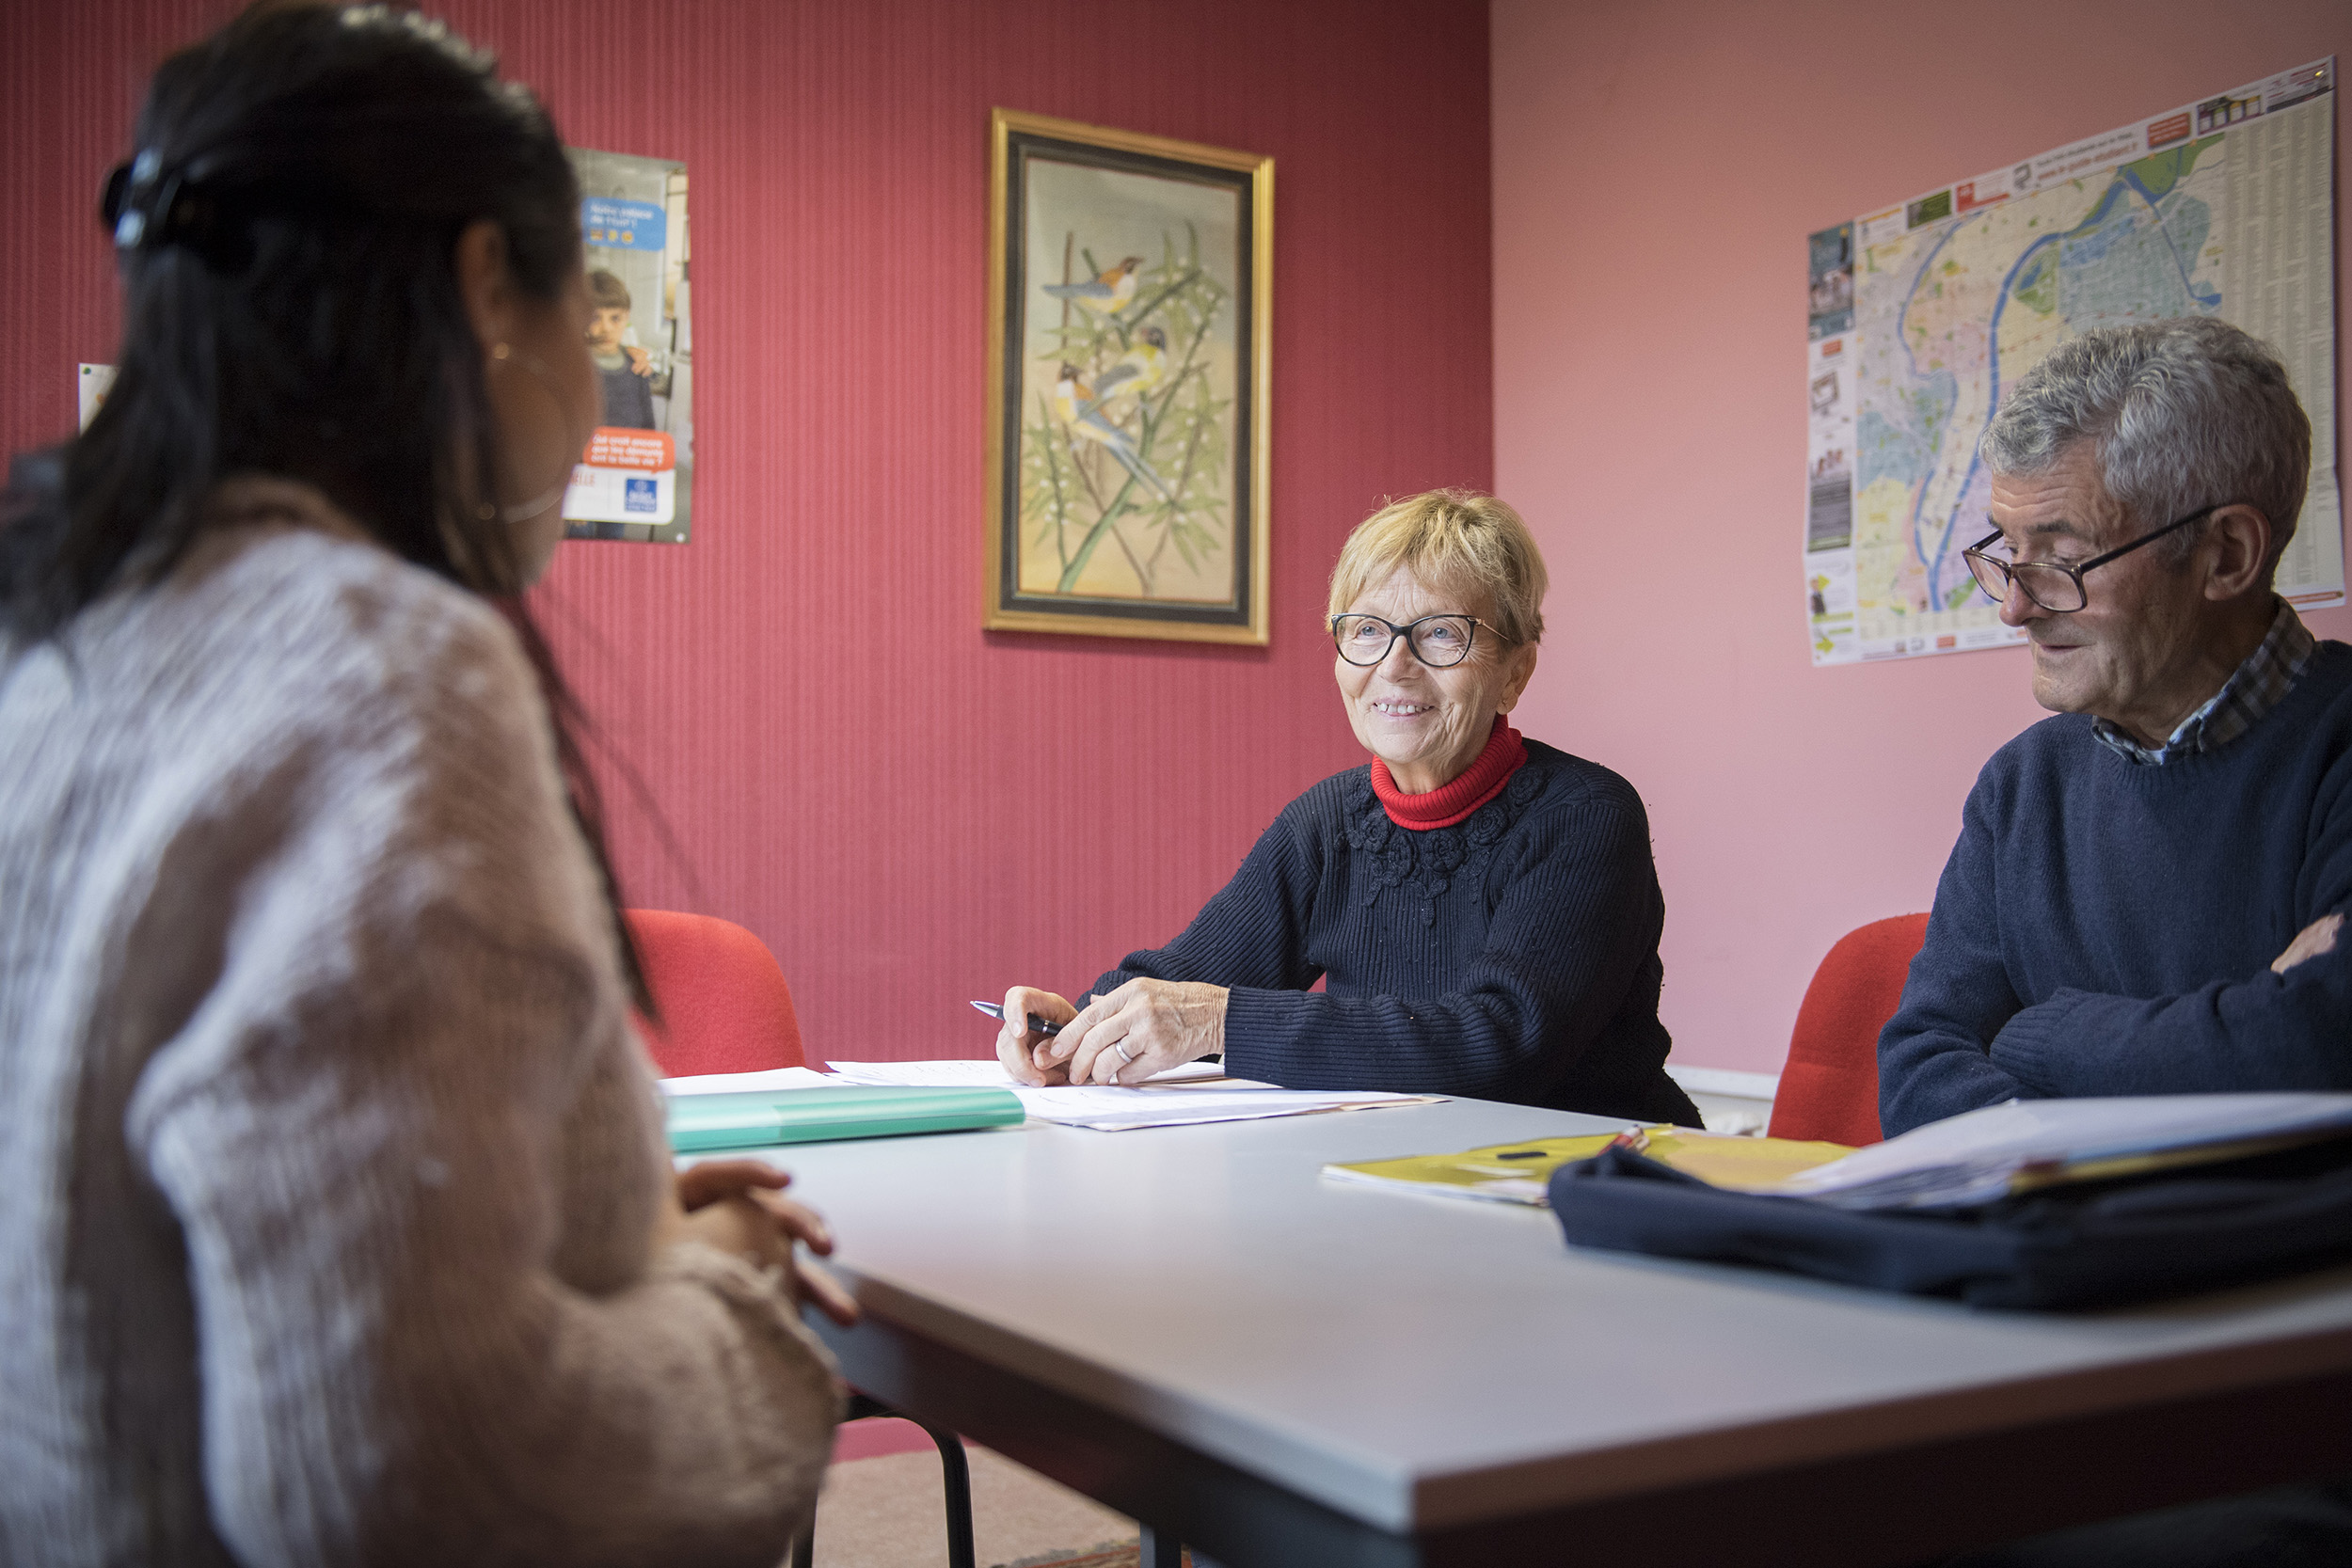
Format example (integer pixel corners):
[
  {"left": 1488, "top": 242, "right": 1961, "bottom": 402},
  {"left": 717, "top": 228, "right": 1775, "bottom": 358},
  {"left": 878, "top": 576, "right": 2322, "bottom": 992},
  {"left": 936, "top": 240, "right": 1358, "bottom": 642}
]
[
  {"left": 197, "top": 479, "right": 521, "bottom": 672},
  {"left": 12, "top": 478, "right": 574, "bottom": 916},
  {"left": 110, "top": 480, "right": 547, "bottom": 751}
]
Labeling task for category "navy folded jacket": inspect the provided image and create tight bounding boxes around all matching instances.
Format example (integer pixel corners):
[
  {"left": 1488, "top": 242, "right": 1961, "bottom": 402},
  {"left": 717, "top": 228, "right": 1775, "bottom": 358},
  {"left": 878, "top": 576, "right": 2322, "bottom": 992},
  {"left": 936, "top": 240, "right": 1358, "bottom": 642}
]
[{"left": 1549, "top": 1141, "right": 2352, "bottom": 1310}]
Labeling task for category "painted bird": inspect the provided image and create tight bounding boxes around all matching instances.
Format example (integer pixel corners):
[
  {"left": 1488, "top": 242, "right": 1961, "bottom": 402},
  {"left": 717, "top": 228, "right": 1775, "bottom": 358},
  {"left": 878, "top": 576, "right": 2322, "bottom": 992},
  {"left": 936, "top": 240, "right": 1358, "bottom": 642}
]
[
  {"left": 1088, "top": 325, "right": 1168, "bottom": 405},
  {"left": 1042, "top": 256, "right": 1146, "bottom": 315},
  {"left": 1051, "top": 362, "right": 1176, "bottom": 504}
]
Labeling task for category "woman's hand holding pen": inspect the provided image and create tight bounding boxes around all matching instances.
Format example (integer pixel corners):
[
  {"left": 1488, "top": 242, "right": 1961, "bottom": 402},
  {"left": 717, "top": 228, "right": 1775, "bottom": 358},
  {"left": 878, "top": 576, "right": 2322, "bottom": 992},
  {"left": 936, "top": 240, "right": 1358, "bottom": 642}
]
[
  {"left": 994, "top": 986, "right": 1080, "bottom": 1085},
  {"left": 1041, "top": 978, "right": 1230, "bottom": 1085}
]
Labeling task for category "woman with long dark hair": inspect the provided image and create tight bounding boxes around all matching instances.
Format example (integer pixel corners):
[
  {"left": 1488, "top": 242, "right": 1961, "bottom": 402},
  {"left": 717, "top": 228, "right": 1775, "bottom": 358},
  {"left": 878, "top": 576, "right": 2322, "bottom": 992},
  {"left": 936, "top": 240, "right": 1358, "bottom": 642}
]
[{"left": 0, "top": 8, "right": 845, "bottom": 1562}]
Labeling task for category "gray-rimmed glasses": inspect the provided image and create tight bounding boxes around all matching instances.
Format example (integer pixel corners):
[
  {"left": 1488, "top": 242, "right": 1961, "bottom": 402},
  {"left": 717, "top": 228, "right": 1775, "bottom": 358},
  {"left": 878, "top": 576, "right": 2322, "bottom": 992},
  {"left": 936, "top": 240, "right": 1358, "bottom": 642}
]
[
  {"left": 1963, "top": 504, "right": 2221, "bottom": 612},
  {"left": 1328, "top": 612, "right": 1498, "bottom": 668}
]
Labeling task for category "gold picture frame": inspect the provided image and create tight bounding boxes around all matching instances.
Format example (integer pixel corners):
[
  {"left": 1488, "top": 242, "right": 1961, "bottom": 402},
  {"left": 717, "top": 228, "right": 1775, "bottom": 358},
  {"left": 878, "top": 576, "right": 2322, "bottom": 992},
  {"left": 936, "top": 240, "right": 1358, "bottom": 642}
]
[{"left": 985, "top": 108, "right": 1272, "bottom": 643}]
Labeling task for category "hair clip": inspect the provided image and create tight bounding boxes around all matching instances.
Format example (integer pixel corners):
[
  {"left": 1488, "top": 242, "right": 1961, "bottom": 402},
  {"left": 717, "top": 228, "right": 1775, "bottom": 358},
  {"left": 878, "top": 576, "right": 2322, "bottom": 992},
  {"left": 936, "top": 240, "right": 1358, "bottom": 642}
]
[
  {"left": 102, "top": 150, "right": 176, "bottom": 250},
  {"left": 99, "top": 148, "right": 252, "bottom": 270}
]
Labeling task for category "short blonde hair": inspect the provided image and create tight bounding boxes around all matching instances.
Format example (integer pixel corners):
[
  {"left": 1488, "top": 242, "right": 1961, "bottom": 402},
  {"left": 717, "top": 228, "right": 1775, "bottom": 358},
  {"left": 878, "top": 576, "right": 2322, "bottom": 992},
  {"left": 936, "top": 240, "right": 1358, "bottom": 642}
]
[{"left": 1327, "top": 489, "right": 1548, "bottom": 645}]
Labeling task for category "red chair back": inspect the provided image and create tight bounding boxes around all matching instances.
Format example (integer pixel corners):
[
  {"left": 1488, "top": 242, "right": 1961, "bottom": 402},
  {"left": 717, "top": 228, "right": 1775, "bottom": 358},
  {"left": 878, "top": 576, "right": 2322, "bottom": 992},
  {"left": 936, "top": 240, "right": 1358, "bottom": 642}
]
[
  {"left": 1767, "top": 913, "right": 1931, "bottom": 1148},
  {"left": 623, "top": 909, "right": 806, "bottom": 1078}
]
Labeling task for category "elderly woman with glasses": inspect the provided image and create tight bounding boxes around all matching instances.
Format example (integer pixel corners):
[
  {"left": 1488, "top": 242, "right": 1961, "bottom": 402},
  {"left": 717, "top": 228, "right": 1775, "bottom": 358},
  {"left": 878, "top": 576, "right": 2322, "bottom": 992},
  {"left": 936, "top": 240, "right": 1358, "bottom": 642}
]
[{"left": 995, "top": 489, "right": 1700, "bottom": 1125}]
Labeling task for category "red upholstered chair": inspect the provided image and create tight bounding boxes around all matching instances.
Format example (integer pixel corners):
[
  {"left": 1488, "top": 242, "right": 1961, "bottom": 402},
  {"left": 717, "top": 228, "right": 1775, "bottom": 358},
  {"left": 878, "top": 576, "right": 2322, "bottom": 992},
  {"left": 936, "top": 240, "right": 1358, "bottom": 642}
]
[
  {"left": 621, "top": 910, "right": 977, "bottom": 1568},
  {"left": 623, "top": 909, "right": 806, "bottom": 1077},
  {"left": 1767, "top": 913, "right": 1931, "bottom": 1148}
]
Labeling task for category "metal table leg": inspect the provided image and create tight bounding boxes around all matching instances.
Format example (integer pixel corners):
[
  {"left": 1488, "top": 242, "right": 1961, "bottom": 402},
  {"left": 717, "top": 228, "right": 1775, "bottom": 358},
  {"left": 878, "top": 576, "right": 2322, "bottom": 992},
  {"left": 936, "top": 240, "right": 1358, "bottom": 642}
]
[{"left": 920, "top": 1416, "right": 978, "bottom": 1568}]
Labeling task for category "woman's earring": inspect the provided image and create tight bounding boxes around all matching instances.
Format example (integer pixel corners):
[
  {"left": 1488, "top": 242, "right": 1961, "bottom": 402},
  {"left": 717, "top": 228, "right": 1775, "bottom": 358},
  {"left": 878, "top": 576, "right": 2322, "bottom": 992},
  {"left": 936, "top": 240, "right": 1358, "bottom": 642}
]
[{"left": 482, "top": 340, "right": 573, "bottom": 524}]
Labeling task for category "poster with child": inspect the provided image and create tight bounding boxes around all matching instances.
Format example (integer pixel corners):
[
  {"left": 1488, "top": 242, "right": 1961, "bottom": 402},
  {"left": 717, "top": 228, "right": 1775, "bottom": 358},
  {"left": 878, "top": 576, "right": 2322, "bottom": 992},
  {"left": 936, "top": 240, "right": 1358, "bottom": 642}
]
[{"left": 563, "top": 147, "right": 692, "bottom": 544}]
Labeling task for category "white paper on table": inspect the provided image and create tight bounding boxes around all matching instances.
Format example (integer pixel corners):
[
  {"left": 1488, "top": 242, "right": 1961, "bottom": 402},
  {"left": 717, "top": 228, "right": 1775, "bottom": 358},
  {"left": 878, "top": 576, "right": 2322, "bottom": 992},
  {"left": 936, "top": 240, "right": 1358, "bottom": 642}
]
[
  {"left": 827, "top": 1058, "right": 1229, "bottom": 1087},
  {"left": 657, "top": 1066, "right": 843, "bottom": 1097},
  {"left": 1025, "top": 1088, "right": 1443, "bottom": 1131},
  {"left": 824, "top": 1059, "right": 1441, "bottom": 1131},
  {"left": 1780, "top": 1093, "right": 2352, "bottom": 1209}
]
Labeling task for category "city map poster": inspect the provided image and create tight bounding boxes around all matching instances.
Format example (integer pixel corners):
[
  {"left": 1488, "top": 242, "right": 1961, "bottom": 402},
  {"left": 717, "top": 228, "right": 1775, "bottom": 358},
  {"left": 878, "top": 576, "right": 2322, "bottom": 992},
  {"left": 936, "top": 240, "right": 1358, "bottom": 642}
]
[{"left": 1804, "top": 58, "right": 2338, "bottom": 666}]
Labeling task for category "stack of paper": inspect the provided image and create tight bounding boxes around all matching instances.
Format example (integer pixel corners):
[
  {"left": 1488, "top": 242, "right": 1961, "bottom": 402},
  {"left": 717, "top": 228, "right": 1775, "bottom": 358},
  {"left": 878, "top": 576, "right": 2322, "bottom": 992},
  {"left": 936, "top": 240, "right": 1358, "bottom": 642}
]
[
  {"left": 1324, "top": 1095, "right": 2352, "bottom": 1212},
  {"left": 1779, "top": 1093, "right": 2352, "bottom": 1210},
  {"left": 825, "top": 1058, "right": 1441, "bottom": 1132}
]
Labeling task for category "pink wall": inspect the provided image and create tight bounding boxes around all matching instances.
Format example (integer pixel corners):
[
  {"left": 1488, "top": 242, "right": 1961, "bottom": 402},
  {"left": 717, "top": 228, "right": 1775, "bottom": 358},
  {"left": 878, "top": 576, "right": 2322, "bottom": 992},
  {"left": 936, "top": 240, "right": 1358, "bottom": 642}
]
[
  {"left": 2, "top": 1, "right": 1492, "bottom": 1063},
  {"left": 1492, "top": 0, "right": 2352, "bottom": 1074}
]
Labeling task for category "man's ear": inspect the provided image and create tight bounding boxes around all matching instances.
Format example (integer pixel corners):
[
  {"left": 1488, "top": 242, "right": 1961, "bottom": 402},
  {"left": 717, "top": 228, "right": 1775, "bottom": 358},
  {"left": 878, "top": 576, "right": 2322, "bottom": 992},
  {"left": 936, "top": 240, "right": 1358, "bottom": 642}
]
[
  {"left": 2202, "top": 503, "right": 2275, "bottom": 601},
  {"left": 453, "top": 218, "right": 517, "bottom": 356},
  {"left": 1495, "top": 641, "right": 1540, "bottom": 714}
]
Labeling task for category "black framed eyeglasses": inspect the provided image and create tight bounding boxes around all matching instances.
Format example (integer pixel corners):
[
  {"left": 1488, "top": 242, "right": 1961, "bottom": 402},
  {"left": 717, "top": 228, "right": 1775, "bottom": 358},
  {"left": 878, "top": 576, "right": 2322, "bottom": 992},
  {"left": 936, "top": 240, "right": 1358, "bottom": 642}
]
[
  {"left": 1962, "top": 503, "right": 2222, "bottom": 613},
  {"left": 1328, "top": 612, "right": 1497, "bottom": 668}
]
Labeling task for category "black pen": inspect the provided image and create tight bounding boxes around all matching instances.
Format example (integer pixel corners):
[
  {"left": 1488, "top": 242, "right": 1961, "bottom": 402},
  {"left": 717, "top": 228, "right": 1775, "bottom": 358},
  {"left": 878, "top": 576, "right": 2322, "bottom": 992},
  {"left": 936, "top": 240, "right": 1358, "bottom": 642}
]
[{"left": 970, "top": 999, "right": 1065, "bottom": 1037}]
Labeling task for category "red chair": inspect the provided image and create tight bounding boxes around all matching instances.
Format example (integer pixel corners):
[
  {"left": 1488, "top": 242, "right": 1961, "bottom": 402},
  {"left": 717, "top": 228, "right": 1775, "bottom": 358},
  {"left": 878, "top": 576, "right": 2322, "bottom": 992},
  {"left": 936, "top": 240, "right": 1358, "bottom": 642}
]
[
  {"left": 624, "top": 909, "right": 806, "bottom": 1076},
  {"left": 621, "top": 910, "right": 977, "bottom": 1568},
  {"left": 1767, "top": 913, "right": 1931, "bottom": 1148}
]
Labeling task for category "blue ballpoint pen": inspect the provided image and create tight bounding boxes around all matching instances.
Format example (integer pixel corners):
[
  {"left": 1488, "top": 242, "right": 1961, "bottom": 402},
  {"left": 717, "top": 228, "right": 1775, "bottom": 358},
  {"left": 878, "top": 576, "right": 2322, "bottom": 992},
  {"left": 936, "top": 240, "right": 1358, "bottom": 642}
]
[{"left": 969, "top": 999, "right": 1065, "bottom": 1037}]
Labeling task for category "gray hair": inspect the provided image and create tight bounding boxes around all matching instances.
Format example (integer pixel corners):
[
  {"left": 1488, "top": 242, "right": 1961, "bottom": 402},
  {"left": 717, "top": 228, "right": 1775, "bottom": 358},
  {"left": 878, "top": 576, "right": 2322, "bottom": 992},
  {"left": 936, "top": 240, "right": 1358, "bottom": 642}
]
[{"left": 1979, "top": 318, "right": 2311, "bottom": 570}]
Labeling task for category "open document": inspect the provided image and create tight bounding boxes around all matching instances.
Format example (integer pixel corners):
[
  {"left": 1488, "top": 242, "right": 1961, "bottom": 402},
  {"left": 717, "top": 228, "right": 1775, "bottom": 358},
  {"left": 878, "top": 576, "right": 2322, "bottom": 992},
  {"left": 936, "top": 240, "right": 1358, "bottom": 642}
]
[
  {"left": 1780, "top": 1093, "right": 2352, "bottom": 1210},
  {"left": 826, "top": 1058, "right": 1441, "bottom": 1132}
]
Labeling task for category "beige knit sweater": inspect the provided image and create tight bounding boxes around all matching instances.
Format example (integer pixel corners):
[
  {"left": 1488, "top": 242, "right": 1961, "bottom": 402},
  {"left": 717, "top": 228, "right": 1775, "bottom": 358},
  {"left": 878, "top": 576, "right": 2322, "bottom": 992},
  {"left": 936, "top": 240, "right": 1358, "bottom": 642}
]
[{"left": 0, "top": 480, "right": 839, "bottom": 1566}]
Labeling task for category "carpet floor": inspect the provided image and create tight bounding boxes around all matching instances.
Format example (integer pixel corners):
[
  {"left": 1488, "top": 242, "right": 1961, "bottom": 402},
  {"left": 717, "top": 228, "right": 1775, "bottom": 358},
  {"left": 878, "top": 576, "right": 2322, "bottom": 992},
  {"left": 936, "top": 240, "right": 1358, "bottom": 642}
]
[{"left": 805, "top": 1442, "right": 1190, "bottom": 1568}]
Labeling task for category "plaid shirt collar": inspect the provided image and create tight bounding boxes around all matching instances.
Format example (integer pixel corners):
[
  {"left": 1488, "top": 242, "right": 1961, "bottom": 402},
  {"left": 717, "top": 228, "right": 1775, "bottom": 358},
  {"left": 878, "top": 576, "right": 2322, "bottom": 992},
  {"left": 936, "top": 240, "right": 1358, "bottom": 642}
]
[{"left": 2091, "top": 597, "right": 2315, "bottom": 766}]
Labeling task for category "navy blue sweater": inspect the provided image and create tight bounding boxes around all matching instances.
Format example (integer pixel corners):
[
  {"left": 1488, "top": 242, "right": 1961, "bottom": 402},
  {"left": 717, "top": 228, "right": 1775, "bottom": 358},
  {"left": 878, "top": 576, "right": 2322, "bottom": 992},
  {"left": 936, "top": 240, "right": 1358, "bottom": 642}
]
[
  {"left": 1090, "top": 741, "right": 1701, "bottom": 1125},
  {"left": 1880, "top": 641, "right": 2352, "bottom": 1138}
]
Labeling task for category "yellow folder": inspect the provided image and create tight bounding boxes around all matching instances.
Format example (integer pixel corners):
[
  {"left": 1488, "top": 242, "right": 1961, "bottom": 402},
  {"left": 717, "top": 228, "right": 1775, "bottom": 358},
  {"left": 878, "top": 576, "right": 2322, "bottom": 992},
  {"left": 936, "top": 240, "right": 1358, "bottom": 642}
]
[{"left": 1323, "top": 1128, "right": 1855, "bottom": 1207}]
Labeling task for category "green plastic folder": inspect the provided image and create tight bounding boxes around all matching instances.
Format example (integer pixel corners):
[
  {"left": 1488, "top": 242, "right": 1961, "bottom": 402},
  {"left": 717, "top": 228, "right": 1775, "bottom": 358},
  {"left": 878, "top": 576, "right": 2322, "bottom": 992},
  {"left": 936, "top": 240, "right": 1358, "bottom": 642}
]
[{"left": 664, "top": 1085, "right": 1025, "bottom": 1152}]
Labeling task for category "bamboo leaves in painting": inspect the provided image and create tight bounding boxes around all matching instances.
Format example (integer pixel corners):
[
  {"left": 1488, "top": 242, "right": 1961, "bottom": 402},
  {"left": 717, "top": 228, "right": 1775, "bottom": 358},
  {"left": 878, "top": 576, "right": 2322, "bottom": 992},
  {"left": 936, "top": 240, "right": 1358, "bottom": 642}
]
[{"left": 1020, "top": 225, "right": 1232, "bottom": 598}]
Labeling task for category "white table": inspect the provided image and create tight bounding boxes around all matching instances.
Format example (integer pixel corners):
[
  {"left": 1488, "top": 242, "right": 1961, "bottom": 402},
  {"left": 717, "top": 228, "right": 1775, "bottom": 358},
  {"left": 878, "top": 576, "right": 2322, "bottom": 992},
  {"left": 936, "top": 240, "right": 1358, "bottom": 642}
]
[{"left": 754, "top": 1099, "right": 2352, "bottom": 1567}]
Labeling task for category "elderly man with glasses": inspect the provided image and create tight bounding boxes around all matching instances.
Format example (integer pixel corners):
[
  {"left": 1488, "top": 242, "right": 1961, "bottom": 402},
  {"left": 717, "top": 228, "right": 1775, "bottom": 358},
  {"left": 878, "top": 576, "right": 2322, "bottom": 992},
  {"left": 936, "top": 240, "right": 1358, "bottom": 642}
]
[
  {"left": 1874, "top": 328, "right": 2350, "bottom": 1568},
  {"left": 1882, "top": 316, "right": 2350, "bottom": 1152}
]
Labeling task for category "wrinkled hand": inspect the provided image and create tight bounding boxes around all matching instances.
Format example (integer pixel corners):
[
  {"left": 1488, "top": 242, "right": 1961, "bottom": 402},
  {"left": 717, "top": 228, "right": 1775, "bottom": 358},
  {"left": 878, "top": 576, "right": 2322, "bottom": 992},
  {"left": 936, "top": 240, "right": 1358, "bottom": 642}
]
[
  {"left": 2272, "top": 911, "right": 2344, "bottom": 975},
  {"left": 1046, "top": 978, "right": 1229, "bottom": 1085},
  {"left": 994, "top": 986, "right": 1079, "bottom": 1085},
  {"left": 662, "top": 1159, "right": 858, "bottom": 1326}
]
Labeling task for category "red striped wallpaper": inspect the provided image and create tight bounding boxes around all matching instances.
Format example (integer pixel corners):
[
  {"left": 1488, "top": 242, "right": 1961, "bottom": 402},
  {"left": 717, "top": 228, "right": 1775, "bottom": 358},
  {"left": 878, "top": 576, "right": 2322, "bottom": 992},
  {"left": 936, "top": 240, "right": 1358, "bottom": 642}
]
[{"left": 1, "top": 0, "right": 1493, "bottom": 1062}]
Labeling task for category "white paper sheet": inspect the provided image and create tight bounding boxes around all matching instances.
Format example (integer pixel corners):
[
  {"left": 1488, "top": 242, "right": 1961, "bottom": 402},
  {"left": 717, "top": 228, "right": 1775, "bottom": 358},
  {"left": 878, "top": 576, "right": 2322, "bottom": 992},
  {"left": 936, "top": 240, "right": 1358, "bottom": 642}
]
[
  {"left": 827, "top": 1058, "right": 1228, "bottom": 1087},
  {"left": 1781, "top": 1093, "right": 2352, "bottom": 1209},
  {"left": 824, "top": 1058, "right": 1440, "bottom": 1131},
  {"left": 657, "top": 1066, "right": 842, "bottom": 1097}
]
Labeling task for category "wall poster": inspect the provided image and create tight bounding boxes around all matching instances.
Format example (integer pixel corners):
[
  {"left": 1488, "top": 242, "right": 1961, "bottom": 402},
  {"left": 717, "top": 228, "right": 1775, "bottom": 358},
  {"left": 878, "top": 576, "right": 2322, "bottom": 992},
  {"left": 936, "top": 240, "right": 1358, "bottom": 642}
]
[
  {"left": 564, "top": 146, "right": 692, "bottom": 545},
  {"left": 985, "top": 108, "right": 1272, "bottom": 643},
  {"left": 1804, "top": 57, "right": 2338, "bottom": 666}
]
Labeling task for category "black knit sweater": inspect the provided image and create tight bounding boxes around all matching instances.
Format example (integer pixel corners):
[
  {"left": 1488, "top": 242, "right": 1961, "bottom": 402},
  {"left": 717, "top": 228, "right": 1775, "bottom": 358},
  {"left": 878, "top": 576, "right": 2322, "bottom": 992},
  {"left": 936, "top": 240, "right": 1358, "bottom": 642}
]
[{"left": 1090, "top": 740, "right": 1701, "bottom": 1125}]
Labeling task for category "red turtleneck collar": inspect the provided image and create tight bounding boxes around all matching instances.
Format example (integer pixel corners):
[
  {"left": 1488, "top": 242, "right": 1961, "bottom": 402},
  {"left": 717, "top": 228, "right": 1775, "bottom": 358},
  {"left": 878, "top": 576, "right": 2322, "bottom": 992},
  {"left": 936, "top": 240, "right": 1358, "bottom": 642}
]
[{"left": 1369, "top": 717, "right": 1528, "bottom": 831}]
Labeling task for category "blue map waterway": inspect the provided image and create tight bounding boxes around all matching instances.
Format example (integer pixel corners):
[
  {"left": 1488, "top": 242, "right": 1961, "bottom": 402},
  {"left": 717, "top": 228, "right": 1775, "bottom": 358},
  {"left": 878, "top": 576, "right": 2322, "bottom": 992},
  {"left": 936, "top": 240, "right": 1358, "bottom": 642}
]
[{"left": 1881, "top": 167, "right": 2223, "bottom": 612}]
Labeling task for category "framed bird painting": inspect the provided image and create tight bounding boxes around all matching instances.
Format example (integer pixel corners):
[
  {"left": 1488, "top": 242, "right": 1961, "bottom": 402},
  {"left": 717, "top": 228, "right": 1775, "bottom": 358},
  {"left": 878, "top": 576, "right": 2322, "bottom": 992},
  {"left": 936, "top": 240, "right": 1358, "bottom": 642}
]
[{"left": 985, "top": 108, "right": 1272, "bottom": 643}]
